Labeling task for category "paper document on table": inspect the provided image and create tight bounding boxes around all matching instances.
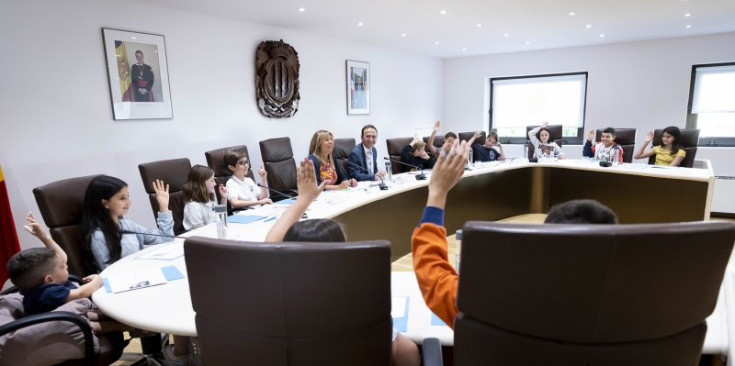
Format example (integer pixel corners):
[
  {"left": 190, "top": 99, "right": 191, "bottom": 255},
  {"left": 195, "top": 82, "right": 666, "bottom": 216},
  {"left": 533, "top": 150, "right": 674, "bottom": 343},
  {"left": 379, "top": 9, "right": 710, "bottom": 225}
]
[
  {"left": 103, "top": 268, "right": 167, "bottom": 293},
  {"left": 137, "top": 242, "right": 183, "bottom": 260}
]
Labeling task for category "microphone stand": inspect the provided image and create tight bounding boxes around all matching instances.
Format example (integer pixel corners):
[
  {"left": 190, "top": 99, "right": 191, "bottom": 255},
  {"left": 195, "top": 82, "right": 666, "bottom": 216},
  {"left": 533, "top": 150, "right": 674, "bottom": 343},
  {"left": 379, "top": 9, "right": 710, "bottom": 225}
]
[
  {"left": 257, "top": 183, "right": 297, "bottom": 200},
  {"left": 385, "top": 157, "right": 427, "bottom": 180},
  {"left": 346, "top": 159, "right": 388, "bottom": 190}
]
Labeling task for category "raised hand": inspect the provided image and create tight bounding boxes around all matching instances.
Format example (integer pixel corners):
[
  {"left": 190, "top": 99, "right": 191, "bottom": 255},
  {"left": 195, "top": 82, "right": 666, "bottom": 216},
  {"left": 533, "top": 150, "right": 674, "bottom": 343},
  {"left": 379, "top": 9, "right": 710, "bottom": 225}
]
[
  {"left": 258, "top": 166, "right": 267, "bottom": 179},
  {"left": 433, "top": 120, "right": 441, "bottom": 132},
  {"left": 588, "top": 129, "right": 596, "bottom": 141},
  {"left": 427, "top": 140, "right": 469, "bottom": 208},
  {"left": 645, "top": 130, "right": 654, "bottom": 142},
  {"left": 24, "top": 212, "right": 51, "bottom": 242},
  {"left": 297, "top": 157, "right": 328, "bottom": 203},
  {"left": 152, "top": 179, "right": 170, "bottom": 212}
]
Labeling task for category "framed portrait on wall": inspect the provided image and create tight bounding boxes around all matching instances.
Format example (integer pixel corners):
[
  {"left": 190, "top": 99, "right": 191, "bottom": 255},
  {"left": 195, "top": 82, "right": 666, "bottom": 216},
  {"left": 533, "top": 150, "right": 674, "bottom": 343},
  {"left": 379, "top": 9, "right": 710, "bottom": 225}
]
[
  {"left": 346, "top": 60, "right": 370, "bottom": 115},
  {"left": 102, "top": 28, "right": 173, "bottom": 120}
]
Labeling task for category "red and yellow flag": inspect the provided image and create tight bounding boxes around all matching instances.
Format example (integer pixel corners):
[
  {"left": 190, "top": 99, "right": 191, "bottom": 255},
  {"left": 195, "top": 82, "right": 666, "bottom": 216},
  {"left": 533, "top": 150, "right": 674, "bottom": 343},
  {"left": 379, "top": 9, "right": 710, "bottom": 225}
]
[
  {"left": 116, "top": 40, "right": 134, "bottom": 102},
  {"left": 0, "top": 165, "right": 20, "bottom": 285}
]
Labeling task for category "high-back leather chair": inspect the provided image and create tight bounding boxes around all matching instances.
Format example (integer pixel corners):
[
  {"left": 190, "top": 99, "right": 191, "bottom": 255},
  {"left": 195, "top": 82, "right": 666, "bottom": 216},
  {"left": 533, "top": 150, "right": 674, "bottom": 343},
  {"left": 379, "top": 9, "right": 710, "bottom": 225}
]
[
  {"left": 423, "top": 135, "right": 445, "bottom": 150},
  {"left": 333, "top": 138, "right": 356, "bottom": 178},
  {"left": 204, "top": 145, "right": 255, "bottom": 203},
  {"left": 185, "top": 237, "right": 392, "bottom": 366},
  {"left": 33, "top": 175, "right": 101, "bottom": 276},
  {"left": 259, "top": 137, "right": 298, "bottom": 201},
  {"left": 458, "top": 131, "right": 485, "bottom": 146},
  {"left": 450, "top": 220, "right": 735, "bottom": 366},
  {"left": 138, "top": 158, "right": 191, "bottom": 235},
  {"left": 526, "top": 125, "right": 563, "bottom": 159},
  {"left": 648, "top": 129, "right": 700, "bottom": 168},
  {"left": 596, "top": 128, "right": 636, "bottom": 163},
  {"left": 386, "top": 137, "right": 413, "bottom": 175}
]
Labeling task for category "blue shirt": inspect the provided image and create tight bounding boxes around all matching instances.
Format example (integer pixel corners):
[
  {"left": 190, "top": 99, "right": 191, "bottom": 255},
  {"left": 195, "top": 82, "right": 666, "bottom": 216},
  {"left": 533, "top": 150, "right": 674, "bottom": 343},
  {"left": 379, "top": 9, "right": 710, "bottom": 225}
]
[{"left": 21, "top": 280, "right": 76, "bottom": 315}]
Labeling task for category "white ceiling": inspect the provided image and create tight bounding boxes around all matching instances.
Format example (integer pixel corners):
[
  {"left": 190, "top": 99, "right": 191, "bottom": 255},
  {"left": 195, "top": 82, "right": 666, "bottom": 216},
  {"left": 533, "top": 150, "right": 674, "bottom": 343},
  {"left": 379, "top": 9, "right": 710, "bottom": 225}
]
[{"left": 146, "top": 0, "right": 735, "bottom": 58}]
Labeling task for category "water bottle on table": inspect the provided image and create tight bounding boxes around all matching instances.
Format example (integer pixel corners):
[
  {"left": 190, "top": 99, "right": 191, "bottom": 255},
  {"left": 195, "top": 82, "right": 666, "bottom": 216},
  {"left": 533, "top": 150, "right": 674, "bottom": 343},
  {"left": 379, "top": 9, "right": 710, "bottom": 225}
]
[{"left": 214, "top": 204, "right": 228, "bottom": 239}]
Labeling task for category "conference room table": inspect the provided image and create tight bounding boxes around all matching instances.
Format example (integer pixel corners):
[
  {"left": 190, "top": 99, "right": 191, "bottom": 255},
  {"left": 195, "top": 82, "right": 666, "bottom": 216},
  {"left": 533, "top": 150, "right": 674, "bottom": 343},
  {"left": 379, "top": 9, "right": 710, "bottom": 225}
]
[{"left": 92, "top": 158, "right": 723, "bottom": 353}]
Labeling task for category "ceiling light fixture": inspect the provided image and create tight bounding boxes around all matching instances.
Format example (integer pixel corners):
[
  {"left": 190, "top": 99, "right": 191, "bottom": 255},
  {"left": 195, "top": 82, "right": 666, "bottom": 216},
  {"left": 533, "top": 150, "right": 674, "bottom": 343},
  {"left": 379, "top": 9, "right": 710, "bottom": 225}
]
[
  {"left": 476, "top": 23, "right": 482, "bottom": 28},
  {"left": 685, "top": 24, "right": 692, "bottom": 29},
  {"left": 525, "top": 41, "right": 531, "bottom": 45},
  {"left": 435, "top": 41, "right": 440, "bottom": 45},
  {"left": 401, "top": 33, "right": 407, "bottom": 37},
  {"left": 440, "top": 10, "right": 447, "bottom": 15},
  {"left": 504, "top": 33, "right": 510, "bottom": 37},
  {"left": 684, "top": 12, "right": 692, "bottom": 17},
  {"left": 462, "top": 48, "right": 467, "bottom": 52},
  {"left": 586, "top": 24, "right": 592, "bottom": 29},
  {"left": 569, "top": 12, "right": 576, "bottom": 16},
  {"left": 599, "top": 33, "right": 606, "bottom": 38},
  {"left": 357, "top": 22, "right": 364, "bottom": 27},
  {"left": 298, "top": 7, "right": 305, "bottom": 12}
]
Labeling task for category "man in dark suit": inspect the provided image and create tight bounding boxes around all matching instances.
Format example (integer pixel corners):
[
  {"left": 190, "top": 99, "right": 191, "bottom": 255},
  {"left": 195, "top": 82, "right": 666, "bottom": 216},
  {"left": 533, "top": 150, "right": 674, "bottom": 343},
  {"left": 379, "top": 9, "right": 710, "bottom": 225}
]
[
  {"left": 131, "top": 50, "right": 155, "bottom": 102},
  {"left": 348, "top": 124, "right": 386, "bottom": 181}
]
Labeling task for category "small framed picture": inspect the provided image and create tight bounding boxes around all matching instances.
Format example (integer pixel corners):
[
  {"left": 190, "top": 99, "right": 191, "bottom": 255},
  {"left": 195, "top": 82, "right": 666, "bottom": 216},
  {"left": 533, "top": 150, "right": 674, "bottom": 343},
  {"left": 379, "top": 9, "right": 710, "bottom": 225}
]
[
  {"left": 102, "top": 28, "right": 173, "bottom": 120},
  {"left": 346, "top": 60, "right": 370, "bottom": 115}
]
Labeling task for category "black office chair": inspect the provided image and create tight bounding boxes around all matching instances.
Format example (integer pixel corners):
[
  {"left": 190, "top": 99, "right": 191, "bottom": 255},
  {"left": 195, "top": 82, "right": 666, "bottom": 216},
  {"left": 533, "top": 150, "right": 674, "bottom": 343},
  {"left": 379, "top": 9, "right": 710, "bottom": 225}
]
[
  {"left": 333, "top": 138, "right": 356, "bottom": 179},
  {"left": 138, "top": 158, "right": 192, "bottom": 235},
  {"left": 595, "top": 128, "right": 636, "bottom": 163},
  {"left": 424, "top": 220, "right": 735, "bottom": 366},
  {"left": 647, "top": 128, "right": 700, "bottom": 168},
  {"left": 386, "top": 137, "right": 413, "bottom": 175},
  {"left": 205, "top": 145, "right": 256, "bottom": 208},
  {"left": 185, "top": 236, "right": 392, "bottom": 366},
  {"left": 259, "top": 137, "right": 298, "bottom": 201},
  {"left": 457, "top": 131, "right": 485, "bottom": 146},
  {"left": 526, "top": 124, "right": 563, "bottom": 159}
]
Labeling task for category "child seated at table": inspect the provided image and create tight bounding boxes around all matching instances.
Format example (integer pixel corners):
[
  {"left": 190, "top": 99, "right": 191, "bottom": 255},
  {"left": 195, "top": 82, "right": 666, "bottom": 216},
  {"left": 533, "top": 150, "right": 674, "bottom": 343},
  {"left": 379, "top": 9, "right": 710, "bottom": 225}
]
[
  {"left": 411, "top": 140, "right": 616, "bottom": 328},
  {"left": 7, "top": 213, "right": 131, "bottom": 334},
  {"left": 265, "top": 157, "right": 421, "bottom": 366},
  {"left": 225, "top": 150, "right": 273, "bottom": 209},
  {"left": 583, "top": 127, "right": 623, "bottom": 164},
  {"left": 473, "top": 131, "right": 506, "bottom": 162},
  {"left": 182, "top": 165, "right": 228, "bottom": 231}
]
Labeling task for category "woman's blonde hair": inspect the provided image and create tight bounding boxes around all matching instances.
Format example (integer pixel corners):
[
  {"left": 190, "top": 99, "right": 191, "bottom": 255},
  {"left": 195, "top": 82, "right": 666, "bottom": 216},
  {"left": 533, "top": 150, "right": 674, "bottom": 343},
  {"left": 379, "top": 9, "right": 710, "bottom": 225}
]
[{"left": 309, "top": 130, "right": 335, "bottom": 165}]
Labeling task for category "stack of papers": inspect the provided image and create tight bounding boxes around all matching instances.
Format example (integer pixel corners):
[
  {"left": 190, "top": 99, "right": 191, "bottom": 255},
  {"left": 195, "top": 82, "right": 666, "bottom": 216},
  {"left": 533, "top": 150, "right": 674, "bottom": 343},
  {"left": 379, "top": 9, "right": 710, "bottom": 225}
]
[{"left": 102, "top": 265, "right": 185, "bottom": 294}]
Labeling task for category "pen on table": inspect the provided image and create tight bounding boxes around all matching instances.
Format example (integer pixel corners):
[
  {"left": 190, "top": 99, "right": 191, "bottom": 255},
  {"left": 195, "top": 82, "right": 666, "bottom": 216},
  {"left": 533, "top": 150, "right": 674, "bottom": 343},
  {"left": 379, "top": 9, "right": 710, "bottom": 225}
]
[{"left": 263, "top": 216, "right": 276, "bottom": 222}]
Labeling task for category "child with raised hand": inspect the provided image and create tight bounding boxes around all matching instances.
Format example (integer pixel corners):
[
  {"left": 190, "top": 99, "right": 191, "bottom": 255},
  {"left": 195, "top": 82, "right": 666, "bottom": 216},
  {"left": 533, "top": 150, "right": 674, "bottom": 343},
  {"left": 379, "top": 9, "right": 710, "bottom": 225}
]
[
  {"left": 8, "top": 213, "right": 131, "bottom": 334},
  {"left": 528, "top": 121, "right": 566, "bottom": 159},
  {"left": 224, "top": 150, "right": 273, "bottom": 209},
  {"left": 634, "top": 126, "right": 686, "bottom": 166},
  {"left": 182, "top": 164, "right": 228, "bottom": 231},
  {"left": 583, "top": 128, "right": 623, "bottom": 164},
  {"left": 265, "top": 158, "right": 421, "bottom": 366}
]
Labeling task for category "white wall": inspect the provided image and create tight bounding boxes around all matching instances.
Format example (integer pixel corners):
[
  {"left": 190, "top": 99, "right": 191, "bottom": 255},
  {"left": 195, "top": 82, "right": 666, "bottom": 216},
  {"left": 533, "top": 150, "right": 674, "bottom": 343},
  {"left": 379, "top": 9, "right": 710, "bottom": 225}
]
[
  {"left": 442, "top": 32, "right": 735, "bottom": 163},
  {"left": 0, "top": 0, "right": 443, "bottom": 249}
]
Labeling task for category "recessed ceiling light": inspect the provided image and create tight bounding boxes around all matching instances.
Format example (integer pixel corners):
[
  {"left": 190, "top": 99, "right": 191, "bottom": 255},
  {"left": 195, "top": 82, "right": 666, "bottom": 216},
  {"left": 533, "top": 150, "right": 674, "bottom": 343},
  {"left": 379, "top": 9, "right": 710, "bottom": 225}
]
[
  {"left": 357, "top": 22, "right": 364, "bottom": 27},
  {"left": 585, "top": 24, "right": 592, "bottom": 29},
  {"left": 684, "top": 13, "right": 692, "bottom": 17},
  {"left": 401, "top": 33, "right": 407, "bottom": 38},
  {"left": 599, "top": 33, "right": 606, "bottom": 38},
  {"left": 476, "top": 23, "right": 483, "bottom": 28},
  {"left": 131, "top": 36, "right": 137, "bottom": 40},
  {"left": 569, "top": 12, "right": 577, "bottom": 16},
  {"left": 525, "top": 41, "right": 531, "bottom": 45},
  {"left": 435, "top": 41, "right": 440, "bottom": 45},
  {"left": 503, "top": 33, "right": 510, "bottom": 37},
  {"left": 440, "top": 10, "right": 447, "bottom": 15},
  {"left": 462, "top": 48, "right": 467, "bottom": 52},
  {"left": 298, "top": 7, "right": 305, "bottom": 12},
  {"left": 685, "top": 24, "right": 692, "bottom": 29}
]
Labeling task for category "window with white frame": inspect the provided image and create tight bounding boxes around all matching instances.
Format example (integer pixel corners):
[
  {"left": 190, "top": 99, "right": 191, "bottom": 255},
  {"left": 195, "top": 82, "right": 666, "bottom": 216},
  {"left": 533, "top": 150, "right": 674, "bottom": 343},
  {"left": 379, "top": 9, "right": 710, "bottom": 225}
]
[
  {"left": 489, "top": 72, "right": 587, "bottom": 143},
  {"left": 687, "top": 63, "right": 735, "bottom": 146}
]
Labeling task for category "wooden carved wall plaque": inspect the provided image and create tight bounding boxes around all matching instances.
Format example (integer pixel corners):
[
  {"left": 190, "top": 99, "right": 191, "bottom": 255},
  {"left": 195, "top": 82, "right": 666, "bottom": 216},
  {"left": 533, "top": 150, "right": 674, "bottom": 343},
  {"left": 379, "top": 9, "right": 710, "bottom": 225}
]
[{"left": 255, "top": 40, "right": 300, "bottom": 118}]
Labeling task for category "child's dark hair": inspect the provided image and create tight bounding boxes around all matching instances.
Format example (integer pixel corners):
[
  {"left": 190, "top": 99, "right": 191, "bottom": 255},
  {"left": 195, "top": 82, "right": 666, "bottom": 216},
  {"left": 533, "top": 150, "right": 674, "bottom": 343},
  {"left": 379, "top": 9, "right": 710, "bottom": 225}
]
[
  {"left": 283, "top": 219, "right": 346, "bottom": 242},
  {"left": 602, "top": 127, "right": 616, "bottom": 137},
  {"left": 224, "top": 150, "right": 247, "bottom": 170},
  {"left": 7, "top": 248, "right": 57, "bottom": 290},
  {"left": 81, "top": 175, "right": 127, "bottom": 274},
  {"left": 536, "top": 127, "right": 551, "bottom": 142},
  {"left": 183, "top": 165, "right": 216, "bottom": 203},
  {"left": 544, "top": 199, "right": 618, "bottom": 224},
  {"left": 444, "top": 132, "right": 457, "bottom": 140},
  {"left": 661, "top": 126, "right": 681, "bottom": 155}
]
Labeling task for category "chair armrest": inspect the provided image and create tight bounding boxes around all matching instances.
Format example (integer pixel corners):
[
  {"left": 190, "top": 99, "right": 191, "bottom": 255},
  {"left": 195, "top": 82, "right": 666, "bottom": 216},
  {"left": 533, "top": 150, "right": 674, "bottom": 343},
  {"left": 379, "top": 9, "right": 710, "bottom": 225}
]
[
  {"left": 422, "top": 337, "right": 443, "bottom": 366},
  {"left": 0, "top": 311, "right": 95, "bottom": 366}
]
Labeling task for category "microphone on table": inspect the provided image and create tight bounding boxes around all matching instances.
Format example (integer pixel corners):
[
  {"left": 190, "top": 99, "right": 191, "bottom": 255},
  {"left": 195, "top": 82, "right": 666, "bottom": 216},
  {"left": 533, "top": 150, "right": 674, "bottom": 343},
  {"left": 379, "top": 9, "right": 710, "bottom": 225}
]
[
  {"left": 346, "top": 159, "right": 388, "bottom": 190},
  {"left": 385, "top": 157, "right": 427, "bottom": 180},
  {"left": 120, "top": 230, "right": 176, "bottom": 239},
  {"left": 257, "top": 183, "right": 297, "bottom": 200}
]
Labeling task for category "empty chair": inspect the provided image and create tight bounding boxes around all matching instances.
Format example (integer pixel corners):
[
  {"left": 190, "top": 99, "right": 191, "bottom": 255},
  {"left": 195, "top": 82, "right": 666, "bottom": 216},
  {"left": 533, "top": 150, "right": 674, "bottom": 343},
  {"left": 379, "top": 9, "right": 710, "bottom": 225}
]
[
  {"left": 526, "top": 124, "right": 563, "bottom": 159},
  {"left": 259, "top": 137, "right": 298, "bottom": 201},
  {"left": 185, "top": 237, "right": 392, "bottom": 366},
  {"left": 205, "top": 145, "right": 255, "bottom": 203},
  {"left": 333, "top": 138, "right": 356, "bottom": 179},
  {"left": 386, "top": 137, "right": 413, "bottom": 175},
  {"left": 138, "top": 158, "right": 191, "bottom": 235},
  {"left": 458, "top": 131, "right": 485, "bottom": 146},
  {"left": 648, "top": 128, "right": 700, "bottom": 168},
  {"left": 33, "top": 174, "right": 101, "bottom": 276},
  {"left": 596, "top": 128, "right": 636, "bottom": 163},
  {"left": 425, "top": 220, "right": 735, "bottom": 366}
]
